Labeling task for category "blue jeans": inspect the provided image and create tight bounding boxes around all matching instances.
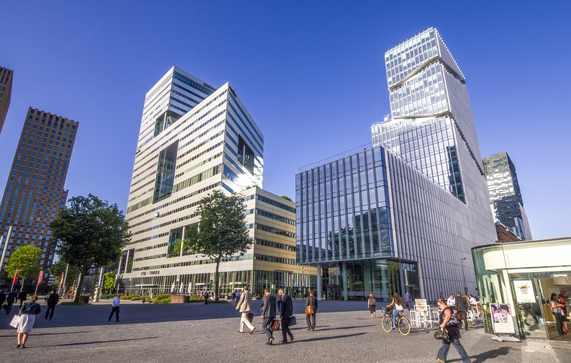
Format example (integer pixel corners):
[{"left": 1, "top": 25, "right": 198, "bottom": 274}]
[
  {"left": 393, "top": 309, "right": 403, "bottom": 327},
  {"left": 437, "top": 338, "right": 471, "bottom": 363}
]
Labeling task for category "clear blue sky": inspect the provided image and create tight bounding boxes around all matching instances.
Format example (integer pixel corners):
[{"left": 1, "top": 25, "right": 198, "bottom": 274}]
[{"left": 1, "top": 1, "right": 569, "bottom": 240}]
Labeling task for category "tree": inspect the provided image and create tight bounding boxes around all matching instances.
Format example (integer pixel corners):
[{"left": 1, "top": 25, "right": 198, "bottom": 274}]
[
  {"left": 280, "top": 195, "right": 292, "bottom": 202},
  {"left": 104, "top": 271, "right": 116, "bottom": 292},
  {"left": 5, "top": 245, "right": 42, "bottom": 292},
  {"left": 49, "top": 194, "right": 131, "bottom": 304},
  {"left": 185, "top": 190, "right": 251, "bottom": 301},
  {"left": 48, "top": 259, "right": 80, "bottom": 287}
]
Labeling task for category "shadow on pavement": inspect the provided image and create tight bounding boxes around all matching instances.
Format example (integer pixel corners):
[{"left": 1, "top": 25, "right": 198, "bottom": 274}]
[
  {"left": 317, "top": 325, "right": 375, "bottom": 331},
  {"left": 467, "top": 346, "right": 511, "bottom": 363},
  {"left": 298, "top": 332, "right": 367, "bottom": 342},
  {"left": 50, "top": 336, "right": 158, "bottom": 347}
]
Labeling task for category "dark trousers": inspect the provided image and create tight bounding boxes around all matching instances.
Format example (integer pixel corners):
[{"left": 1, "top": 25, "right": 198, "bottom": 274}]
[
  {"left": 281, "top": 317, "right": 293, "bottom": 342},
  {"left": 263, "top": 317, "right": 274, "bottom": 341},
  {"left": 458, "top": 310, "right": 468, "bottom": 330},
  {"left": 205, "top": 297, "right": 208, "bottom": 304},
  {"left": 437, "top": 338, "right": 471, "bottom": 363},
  {"left": 277, "top": 300, "right": 282, "bottom": 312},
  {"left": 45, "top": 305, "right": 56, "bottom": 319},
  {"left": 19, "top": 299, "right": 25, "bottom": 308},
  {"left": 306, "top": 313, "right": 316, "bottom": 329},
  {"left": 108, "top": 306, "right": 120, "bottom": 321},
  {"left": 555, "top": 313, "right": 564, "bottom": 335},
  {"left": 6, "top": 302, "right": 13, "bottom": 314}
]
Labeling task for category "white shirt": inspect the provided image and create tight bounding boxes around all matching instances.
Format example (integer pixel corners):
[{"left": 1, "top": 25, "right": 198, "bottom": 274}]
[
  {"left": 447, "top": 297, "right": 455, "bottom": 305},
  {"left": 469, "top": 297, "right": 477, "bottom": 305},
  {"left": 112, "top": 297, "right": 121, "bottom": 307}
]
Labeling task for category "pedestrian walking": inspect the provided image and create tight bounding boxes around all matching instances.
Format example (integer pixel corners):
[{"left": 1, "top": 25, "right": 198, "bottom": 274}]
[
  {"left": 45, "top": 290, "right": 60, "bottom": 320},
  {"left": 18, "top": 291, "right": 27, "bottom": 308},
  {"left": 404, "top": 291, "right": 412, "bottom": 311},
  {"left": 108, "top": 293, "right": 121, "bottom": 322},
  {"left": 305, "top": 290, "right": 318, "bottom": 331},
  {"left": 550, "top": 293, "right": 565, "bottom": 335},
  {"left": 204, "top": 291, "right": 209, "bottom": 305},
  {"left": 0, "top": 289, "right": 6, "bottom": 308},
  {"left": 435, "top": 299, "right": 471, "bottom": 363},
  {"left": 455, "top": 292, "right": 469, "bottom": 331},
  {"left": 386, "top": 292, "right": 404, "bottom": 330},
  {"left": 278, "top": 289, "right": 294, "bottom": 344},
  {"left": 235, "top": 289, "right": 241, "bottom": 307},
  {"left": 367, "top": 293, "right": 377, "bottom": 318},
  {"left": 235, "top": 285, "right": 255, "bottom": 334},
  {"left": 5, "top": 290, "right": 17, "bottom": 314},
  {"left": 16, "top": 295, "right": 41, "bottom": 349},
  {"left": 276, "top": 291, "right": 282, "bottom": 313},
  {"left": 292, "top": 291, "right": 296, "bottom": 300},
  {"left": 232, "top": 290, "right": 236, "bottom": 301},
  {"left": 260, "top": 288, "right": 276, "bottom": 345}
]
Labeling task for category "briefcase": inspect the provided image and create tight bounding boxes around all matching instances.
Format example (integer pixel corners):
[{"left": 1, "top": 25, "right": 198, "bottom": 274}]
[
  {"left": 272, "top": 320, "right": 280, "bottom": 331},
  {"left": 290, "top": 316, "right": 297, "bottom": 326}
]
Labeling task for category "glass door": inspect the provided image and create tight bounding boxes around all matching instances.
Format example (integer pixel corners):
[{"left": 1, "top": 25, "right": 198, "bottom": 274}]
[{"left": 511, "top": 278, "right": 549, "bottom": 339}]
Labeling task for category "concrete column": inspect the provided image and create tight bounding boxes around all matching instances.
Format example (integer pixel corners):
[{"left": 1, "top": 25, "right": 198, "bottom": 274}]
[
  {"left": 342, "top": 261, "right": 348, "bottom": 301},
  {"left": 316, "top": 264, "right": 322, "bottom": 301},
  {"left": 180, "top": 226, "right": 186, "bottom": 257},
  {"left": 0, "top": 226, "right": 13, "bottom": 273}
]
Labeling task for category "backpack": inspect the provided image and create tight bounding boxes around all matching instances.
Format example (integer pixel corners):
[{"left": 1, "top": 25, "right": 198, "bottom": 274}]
[{"left": 370, "top": 297, "right": 377, "bottom": 306}]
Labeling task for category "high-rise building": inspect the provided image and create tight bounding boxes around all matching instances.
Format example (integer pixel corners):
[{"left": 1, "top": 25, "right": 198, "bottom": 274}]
[
  {"left": 0, "top": 66, "right": 14, "bottom": 135},
  {"left": 0, "top": 107, "right": 78, "bottom": 281},
  {"left": 483, "top": 152, "right": 531, "bottom": 240},
  {"left": 116, "top": 67, "right": 315, "bottom": 296},
  {"left": 297, "top": 28, "right": 496, "bottom": 302}
]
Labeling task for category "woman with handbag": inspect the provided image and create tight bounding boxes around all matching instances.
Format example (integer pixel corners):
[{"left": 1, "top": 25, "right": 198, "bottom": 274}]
[
  {"left": 16, "top": 295, "right": 41, "bottom": 349},
  {"left": 435, "top": 299, "right": 470, "bottom": 363}
]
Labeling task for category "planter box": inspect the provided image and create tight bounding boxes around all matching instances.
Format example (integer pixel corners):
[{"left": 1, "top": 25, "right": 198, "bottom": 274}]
[{"left": 171, "top": 295, "right": 189, "bottom": 304}]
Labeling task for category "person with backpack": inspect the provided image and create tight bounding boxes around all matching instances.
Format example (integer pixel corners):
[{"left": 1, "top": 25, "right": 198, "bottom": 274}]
[
  {"left": 435, "top": 299, "right": 471, "bottom": 363},
  {"left": 204, "top": 291, "right": 209, "bottom": 305},
  {"left": 368, "top": 293, "right": 377, "bottom": 318}
]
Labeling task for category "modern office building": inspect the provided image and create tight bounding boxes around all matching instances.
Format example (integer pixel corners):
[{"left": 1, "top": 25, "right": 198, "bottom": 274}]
[
  {"left": 0, "top": 66, "right": 14, "bottom": 135},
  {"left": 483, "top": 152, "right": 532, "bottom": 240},
  {"left": 116, "top": 67, "right": 315, "bottom": 296},
  {"left": 297, "top": 28, "right": 496, "bottom": 302},
  {"left": 0, "top": 107, "right": 78, "bottom": 282}
]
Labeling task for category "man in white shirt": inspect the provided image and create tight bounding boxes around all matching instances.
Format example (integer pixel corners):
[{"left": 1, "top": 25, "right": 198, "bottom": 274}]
[
  {"left": 447, "top": 294, "right": 455, "bottom": 307},
  {"left": 109, "top": 293, "right": 121, "bottom": 322}
]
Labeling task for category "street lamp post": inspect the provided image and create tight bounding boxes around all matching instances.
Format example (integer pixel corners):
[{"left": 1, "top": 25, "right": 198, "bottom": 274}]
[{"left": 460, "top": 258, "right": 468, "bottom": 295}]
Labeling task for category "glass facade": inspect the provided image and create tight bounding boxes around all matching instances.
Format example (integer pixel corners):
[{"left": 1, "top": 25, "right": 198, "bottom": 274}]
[
  {"left": 296, "top": 146, "right": 392, "bottom": 264},
  {"left": 472, "top": 238, "right": 571, "bottom": 340}
]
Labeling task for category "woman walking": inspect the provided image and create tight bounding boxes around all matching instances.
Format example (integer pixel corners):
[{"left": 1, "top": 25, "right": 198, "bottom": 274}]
[
  {"left": 435, "top": 299, "right": 470, "bottom": 363},
  {"left": 386, "top": 292, "right": 404, "bottom": 330},
  {"left": 16, "top": 295, "right": 41, "bottom": 349},
  {"left": 367, "top": 294, "right": 377, "bottom": 318}
]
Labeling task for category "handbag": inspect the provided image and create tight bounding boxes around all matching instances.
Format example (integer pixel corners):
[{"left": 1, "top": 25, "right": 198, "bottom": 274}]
[
  {"left": 272, "top": 320, "right": 280, "bottom": 331},
  {"left": 456, "top": 311, "right": 464, "bottom": 321},
  {"left": 434, "top": 328, "right": 450, "bottom": 342},
  {"left": 10, "top": 314, "right": 22, "bottom": 328},
  {"left": 290, "top": 316, "right": 297, "bottom": 326},
  {"left": 305, "top": 297, "right": 314, "bottom": 315}
]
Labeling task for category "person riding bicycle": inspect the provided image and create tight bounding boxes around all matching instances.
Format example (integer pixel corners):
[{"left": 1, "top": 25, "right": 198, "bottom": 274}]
[{"left": 386, "top": 292, "right": 404, "bottom": 330}]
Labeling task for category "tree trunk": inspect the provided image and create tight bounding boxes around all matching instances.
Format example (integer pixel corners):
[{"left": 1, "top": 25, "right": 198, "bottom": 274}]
[
  {"left": 74, "top": 267, "right": 88, "bottom": 304},
  {"left": 214, "top": 257, "right": 221, "bottom": 302},
  {"left": 20, "top": 277, "right": 25, "bottom": 292}
]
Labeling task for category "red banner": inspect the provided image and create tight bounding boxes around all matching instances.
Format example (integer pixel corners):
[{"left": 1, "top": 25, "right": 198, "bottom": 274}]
[
  {"left": 37, "top": 271, "right": 44, "bottom": 286},
  {"left": 60, "top": 272, "right": 65, "bottom": 286},
  {"left": 12, "top": 270, "right": 18, "bottom": 286}
]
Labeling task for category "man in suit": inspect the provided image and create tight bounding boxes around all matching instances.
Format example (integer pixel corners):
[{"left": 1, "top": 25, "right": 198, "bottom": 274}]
[
  {"left": 0, "top": 289, "right": 6, "bottom": 308},
  {"left": 278, "top": 289, "right": 294, "bottom": 344},
  {"left": 305, "top": 290, "right": 318, "bottom": 331},
  {"left": 45, "top": 290, "right": 60, "bottom": 320},
  {"left": 5, "top": 290, "right": 17, "bottom": 314},
  {"left": 235, "top": 285, "right": 255, "bottom": 334},
  {"left": 455, "top": 291, "right": 469, "bottom": 331},
  {"left": 18, "top": 290, "right": 27, "bottom": 308},
  {"left": 260, "top": 288, "right": 276, "bottom": 345}
]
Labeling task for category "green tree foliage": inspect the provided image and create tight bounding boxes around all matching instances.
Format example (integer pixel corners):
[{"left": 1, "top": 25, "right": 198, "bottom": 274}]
[
  {"left": 185, "top": 190, "right": 251, "bottom": 301},
  {"left": 48, "top": 259, "right": 80, "bottom": 286},
  {"left": 5, "top": 245, "right": 42, "bottom": 292},
  {"left": 104, "top": 271, "right": 116, "bottom": 291},
  {"left": 49, "top": 194, "right": 131, "bottom": 303},
  {"left": 280, "top": 195, "right": 292, "bottom": 202}
]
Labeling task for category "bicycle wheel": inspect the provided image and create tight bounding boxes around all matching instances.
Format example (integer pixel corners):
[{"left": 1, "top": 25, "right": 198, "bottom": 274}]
[
  {"left": 382, "top": 315, "right": 393, "bottom": 332},
  {"left": 398, "top": 316, "right": 411, "bottom": 336}
]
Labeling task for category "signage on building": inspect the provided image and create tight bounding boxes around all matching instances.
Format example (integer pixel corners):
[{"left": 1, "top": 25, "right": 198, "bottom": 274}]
[
  {"left": 490, "top": 303, "right": 515, "bottom": 334},
  {"left": 513, "top": 280, "right": 535, "bottom": 303},
  {"left": 141, "top": 271, "right": 160, "bottom": 276}
]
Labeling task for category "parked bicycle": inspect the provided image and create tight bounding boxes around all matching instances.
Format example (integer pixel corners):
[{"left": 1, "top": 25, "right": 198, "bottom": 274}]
[{"left": 382, "top": 307, "right": 411, "bottom": 335}]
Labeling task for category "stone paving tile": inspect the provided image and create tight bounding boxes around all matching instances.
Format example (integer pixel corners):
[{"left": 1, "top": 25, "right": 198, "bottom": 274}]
[{"left": 0, "top": 300, "right": 569, "bottom": 362}]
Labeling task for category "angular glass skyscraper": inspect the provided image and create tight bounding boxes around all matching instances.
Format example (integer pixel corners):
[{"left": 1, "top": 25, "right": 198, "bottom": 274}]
[
  {"left": 483, "top": 152, "right": 532, "bottom": 240},
  {"left": 297, "top": 28, "right": 496, "bottom": 302}
]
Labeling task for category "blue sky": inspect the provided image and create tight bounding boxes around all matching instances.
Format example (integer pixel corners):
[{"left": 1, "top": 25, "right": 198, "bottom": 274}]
[{"left": 1, "top": 1, "right": 569, "bottom": 240}]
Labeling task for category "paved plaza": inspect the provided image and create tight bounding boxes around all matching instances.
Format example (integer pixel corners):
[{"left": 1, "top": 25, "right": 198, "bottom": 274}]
[{"left": 1, "top": 300, "right": 570, "bottom": 362}]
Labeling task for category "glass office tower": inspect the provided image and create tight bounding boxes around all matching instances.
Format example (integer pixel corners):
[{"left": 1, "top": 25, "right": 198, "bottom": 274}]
[
  {"left": 297, "top": 28, "right": 496, "bottom": 302},
  {"left": 0, "top": 66, "right": 14, "bottom": 135},
  {"left": 483, "top": 152, "right": 532, "bottom": 240}
]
